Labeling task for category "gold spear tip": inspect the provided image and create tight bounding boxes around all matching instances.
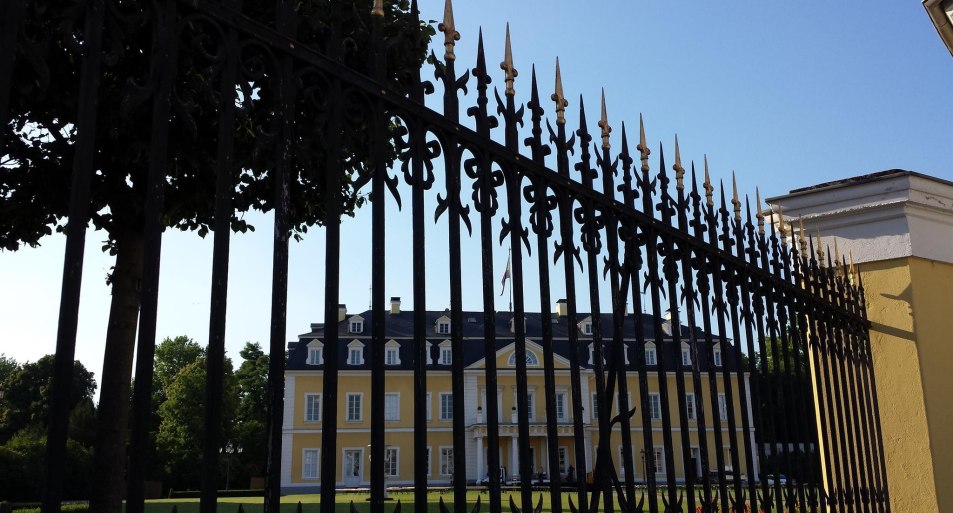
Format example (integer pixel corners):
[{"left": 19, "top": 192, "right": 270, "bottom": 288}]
[
  {"left": 552, "top": 57, "right": 567, "bottom": 124},
  {"left": 599, "top": 88, "right": 611, "bottom": 149},
  {"left": 674, "top": 134, "right": 682, "bottom": 168},
  {"left": 500, "top": 23, "right": 518, "bottom": 96},
  {"left": 674, "top": 135, "right": 685, "bottom": 188},
  {"left": 639, "top": 113, "right": 647, "bottom": 149},
  {"left": 371, "top": 0, "right": 384, "bottom": 17},
  {"left": 438, "top": 0, "right": 460, "bottom": 60},
  {"left": 731, "top": 172, "right": 741, "bottom": 219}
]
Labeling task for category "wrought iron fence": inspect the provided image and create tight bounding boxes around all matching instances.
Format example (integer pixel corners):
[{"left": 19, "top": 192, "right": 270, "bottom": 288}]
[{"left": 0, "top": 0, "right": 889, "bottom": 512}]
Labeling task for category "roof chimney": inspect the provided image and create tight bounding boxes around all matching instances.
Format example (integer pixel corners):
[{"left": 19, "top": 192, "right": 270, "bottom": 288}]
[
  {"left": 338, "top": 304, "right": 347, "bottom": 322},
  {"left": 390, "top": 297, "right": 401, "bottom": 315},
  {"left": 556, "top": 299, "right": 568, "bottom": 317}
]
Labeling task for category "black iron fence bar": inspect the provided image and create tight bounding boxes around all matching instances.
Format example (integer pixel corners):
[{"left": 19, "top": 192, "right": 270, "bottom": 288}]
[
  {"left": 843, "top": 278, "right": 877, "bottom": 513},
  {"left": 657, "top": 147, "right": 696, "bottom": 513},
  {"left": 855, "top": 280, "right": 890, "bottom": 513},
  {"left": 769, "top": 234, "right": 799, "bottom": 512},
  {"left": 40, "top": 1, "right": 105, "bottom": 512},
  {"left": 729, "top": 202, "right": 762, "bottom": 513},
  {"left": 318, "top": 4, "right": 345, "bottom": 511},
  {"left": 777, "top": 247, "right": 807, "bottom": 512}
]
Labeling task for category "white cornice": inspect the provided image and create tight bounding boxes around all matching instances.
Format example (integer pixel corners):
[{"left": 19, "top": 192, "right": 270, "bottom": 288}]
[{"left": 767, "top": 171, "right": 953, "bottom": 265}]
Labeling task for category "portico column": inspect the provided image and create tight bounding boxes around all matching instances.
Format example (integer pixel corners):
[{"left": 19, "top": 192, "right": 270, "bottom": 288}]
[{"left": 476, "top": 436, "right": 484, "bottom": 482}]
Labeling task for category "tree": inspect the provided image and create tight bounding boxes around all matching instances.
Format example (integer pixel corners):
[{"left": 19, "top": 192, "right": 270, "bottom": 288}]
[
  {"left": 0, "top": 354, "right": 17, "bottom": 384},
  {"left": 156, "top": 357, "right": 237, "bottom": 491},
  {"left": 154, "top": 336, "right": 206, "bottom": 405},
  {"left": 233, "top": 342, "right": 269, "bottom": 486},
  {"left": 2, "top": 2, "right": 432, "bottom": 511},
  {"left": 0, "top": 355, "right": 96, "bottom": 443}
]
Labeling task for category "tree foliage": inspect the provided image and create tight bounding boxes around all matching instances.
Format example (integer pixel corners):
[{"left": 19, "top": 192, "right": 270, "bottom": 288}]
[
  {"left": 0, "top": 354, "right": 96, "bottom": 442},
  {"left": 232, "top": 342, "right": 269, "bottom": 484}
]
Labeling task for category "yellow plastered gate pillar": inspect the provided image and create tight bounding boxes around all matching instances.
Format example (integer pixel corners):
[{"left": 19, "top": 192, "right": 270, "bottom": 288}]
[{"left": 769, "top": 170, "right": 953, "bottom": 513}]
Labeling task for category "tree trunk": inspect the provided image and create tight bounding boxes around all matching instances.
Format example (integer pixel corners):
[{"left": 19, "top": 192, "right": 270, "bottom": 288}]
[{"left": 89, "top": 230, "right": 144, "bottom": 513}]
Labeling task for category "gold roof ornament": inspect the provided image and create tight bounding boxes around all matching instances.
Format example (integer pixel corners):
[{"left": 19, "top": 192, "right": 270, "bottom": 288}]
[
  {"left": 731, "top": 172, "right": 742, "bottom": 220},
  {"left": 371, "top": 0, "right": 384, "bottom": 17},
  {"left": 438, "top": 0, "right": 460, "bottom": 61},
  {"left": 500, "top": 23, "right": 518, "bottom": 96},
  {"left": 551, "top": 58, "right": 568, "bottom": 125},
  {"left": 703, "top": 155, "right": 714, "bottom": 207},
  {"left": 798, "top": 216, "right": 808, "bottom": 255},
  {"left": 777, "top": 203, "right": 788, "bottom": 243},
  {"left": 637, "top": 114, "right": 651, "bottom": 173},
  {"left": 598, "top": 89, "right": 611, "bottom": 150},
  {"left": 673, "top": 135, "right": 685, "bottom": 190},
  {"left": 755, "top": 187, "right": 765, "bottom": 235}
]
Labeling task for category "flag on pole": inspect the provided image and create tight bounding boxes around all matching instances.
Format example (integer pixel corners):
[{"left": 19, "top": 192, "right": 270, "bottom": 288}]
[{"left": 500, "top": 254, "right": 511, "bottom": 296}]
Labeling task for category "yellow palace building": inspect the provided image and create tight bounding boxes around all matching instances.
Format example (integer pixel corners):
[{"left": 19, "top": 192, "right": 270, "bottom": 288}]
[{"left": 281, "top": 297, "right": 756, "bottom": 491}]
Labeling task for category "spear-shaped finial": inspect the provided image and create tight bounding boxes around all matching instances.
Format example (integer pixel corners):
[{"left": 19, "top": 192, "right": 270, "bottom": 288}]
[
  {"left": 816, "top": 228, "right": 825, "bottom": 266},
  {"left": 501, "top": 23, "right": 518, "bottom": 96},
  {"left": 834, "top": 238, "right": 841, "bottom": 270},
  {"left": 798, "top": 216, "right": 808, "bottom": 255},
  {"left": 849, "top": 250, "right": 856, "bottom": 284},
  {"left": 776, "top": 203, "right": 788, "bottom": 242},
  {"left": 703, "top": 155, "right": 714, "bottom": 206},
  {"left": 438, "top": 0, "right": 460, "bottom": 61},
  {"left": 674, "top": 135, "right": 685, "bottom": 190},
  {"left": 637, "top": 114, "right": 651, "bottom": 173},
  {"left": 756, "top": 187, "right": 765, "bottom": 235},
  {"left": 598, "top": 89, "right": 611, "bottom": 149},
  {"left": 731, "top": 172, "right": 742, "bottom": 220},
  {"left": 551, "top": 58, "right": 568, "bottom": 125},
  {"left": 371, "top": 0, "right": 384, "bottom": 17}
]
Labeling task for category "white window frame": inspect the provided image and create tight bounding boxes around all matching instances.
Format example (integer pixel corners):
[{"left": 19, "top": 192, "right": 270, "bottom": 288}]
[
  {"left": 440, "top": 346, "right": 452, "bottom": 365},
  {"left": 649, "top": 393, "right": 661, "bottom": 421},
  {"left": 307, "top": 343, "right": 323, "bottom": 365},
  {"left": 304, "top": 393, "right": 321, "bottom": 422},
  {"left": 384, "top": 392, "right": 400, "bottom": 422},
  {"left": 437, "top": 321, "right": 450, "bottom": 335},
  {"left": 591, "top": 393, "right": 600, "bottom": 420},
  {"left": 426, "top": 392, "right": 432, "bottom": 420},
  {"left": 686, "top": 393, "right": 696, "bottom": 421},
  {"left": 426, "top": 446, "right": 432, "bottom": 476},
  {"left": 652, "top": 447, "right": 665, "bottom": 474},
  {"left": 718, "top": 393, "right": 727, "bottom": 421},
  {"left": 439, "top": 447, "right": 454, "bottom": 476},
  {"left": 525, "top": 390, "right": 536, "bottom": 421},
  {"left": 681, "top": 342, "right": 692, "bottom": 366},
  {"left": 349, "top": 318, "right": 363, "bottom": 334},
  {"left": 582, "top": 322, "right": 593, "bottom": 335},
  {"left": 385, "top": 340, "right": 401, "bottom": 366},
  {"left": 302, "top": 448, "right": 319, "bottom": 480},
  {"left": 346, "top": 392, "right": 363, "bottom": 422},
  {"left": 347, "top": 340, "right": 365, "bottom": 366},
  {"left": 558, "top": 446, "right": 569, "bottom": 474},
  {"left": 714, "top": 345, "right": 723, "bottom": 367},
  {"left": 555, "top": 391, "right": 568, "bottom": 422},
  {"left": 508, "top": 350, "right": 539, "bottom": 367},
  {"left": 440, "top": 392, "right": 453, "bottom": 421},
  {"left": 384, "top": 447, "right": 399, "bottom": 477},
  {"left": 645, "top": 342, "right": 657, "bottom": 366}
]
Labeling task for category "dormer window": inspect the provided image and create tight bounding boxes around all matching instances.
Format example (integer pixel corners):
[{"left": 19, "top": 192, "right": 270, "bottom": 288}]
[
  {"left": 385, "top": 340, "right": 401, "bottom": 366},
  {"left": 435, "top": 315, "right": 451, "bottom": 335},
  {"left": 307, "top": 340, "right": 324, "bottom": 365},
  {"left": 681, "top": 342, "right": 692, "bottom": 366},
  {"left": 578, "top": 317, "right": 593, "bottom": 336},
  {"left": 348, "top": 315, "right": 364, "bottom": 334},
  {"left": 645, "top": 342, "right": 657, "bottom": 366},
  {"left": 439, "top": 340, "right": 452, "bottom": 365},
  {"left": 714, "top": 345, "right": 723, "bottom": 367},
  {"left": 347, "top": 340, "right": 365, "bottom": 365}
]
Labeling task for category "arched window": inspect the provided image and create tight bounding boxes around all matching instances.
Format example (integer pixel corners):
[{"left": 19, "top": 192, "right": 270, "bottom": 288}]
[{"left": 508, "top": 350, "right": 539, "bottom": 367}]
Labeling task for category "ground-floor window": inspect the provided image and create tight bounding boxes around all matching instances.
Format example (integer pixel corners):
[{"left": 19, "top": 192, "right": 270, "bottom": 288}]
[
  {"left": 302, "top": 448, "right": 318, "bottom": 480},
  {"left": 384, "top": 447, "right": 399, "bottom": 477},
  {"left": 558, "top": 446, "right": 569, "bottom": 474},
  {"left": 440, "top": 447, "right": 453, "bottom": 476}
]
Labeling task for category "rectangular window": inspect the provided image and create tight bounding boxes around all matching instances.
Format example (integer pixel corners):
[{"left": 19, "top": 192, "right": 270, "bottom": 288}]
[
  {"left": 348, "top": 347, "right": 363, "bottom": 366},
  {"left": 649, "top": 393, "right": 661, "bottom": 421},
  {"left": 555, "top": 392, "right": 567, "bottom": 422},
  {"left": 438, "top": 322, "right": 450, "bottom": 335},
  {"left": 347, "top": 393, "right": 362, "bottom": 422},
  {"left": 440, "top": 347, "right": 452, "bottom": 365},
  {"left": 426, "top": 392, "right": 432, "bottom": 420},
  {"left": 426, "top": 447, "right": 432, "bottom": 476},
  {"left": 526, "top": 392, "right": 535, "bottom": 421},
  {"left": 440, "top": 447, "right": 453, "bottom": 475},
  {"left": 304, "top": 393, "right": 321, "bottom": 422},
  {"left": 350, "top": 321, "right": 362, "bottom": 333},
  {"left": 718, "top": 393, "right": 727, "bottom": 421},
  {"left": 714, "top": 348, "right": 723, "bottom": 367},
  {"left": 645, "top": 346, "right": 657, "bottom": 366},
  {"left": 302, "top": 449, "right": 318, "bottom": 479},
  {"left": 558, "top": 446, "right": 569, "bottom": 474},
  {"left": 686, "top": 393, "right": 696, "bottom": 421},
  {"left": 654, "top": 448, "right": 665, "bottom": 474},
  {"left": 385, "top": 347, "right": 399, "bottom": 365},
  {"left": 591, "top": 393, "right": 599, "bottom": 420},
  {"left": 384, "top": 393, "right": 399, "bottom": 422},
  {"left": 307, "top": 347, "right": 322, "bottom": 365},
  {"left": 440, "top": 392, "right": 453, "bottom": 421},
  {"left": 384, "top": 447, "right": 399, "bottom": 477},
  {"left": 681, "top": 346, "right": 692, "bottom": 366}
]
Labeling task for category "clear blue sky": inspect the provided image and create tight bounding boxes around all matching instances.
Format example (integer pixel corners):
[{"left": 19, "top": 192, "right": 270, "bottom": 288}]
[{"left": 1, "top": 0, "right": 950, "bottom": 397}]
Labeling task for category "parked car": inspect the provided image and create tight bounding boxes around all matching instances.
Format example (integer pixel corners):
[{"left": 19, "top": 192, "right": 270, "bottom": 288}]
[
  {"left": 479, "top": 467, "right": 508, "bottom": 486},
  {"left": 765, "top": 474, "right": 789, "bottom": 485}
]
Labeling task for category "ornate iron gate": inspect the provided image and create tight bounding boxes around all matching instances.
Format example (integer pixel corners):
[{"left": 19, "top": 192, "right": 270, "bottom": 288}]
[{"left": 0, "top": 0, "right": 889, "bottom": 512}]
